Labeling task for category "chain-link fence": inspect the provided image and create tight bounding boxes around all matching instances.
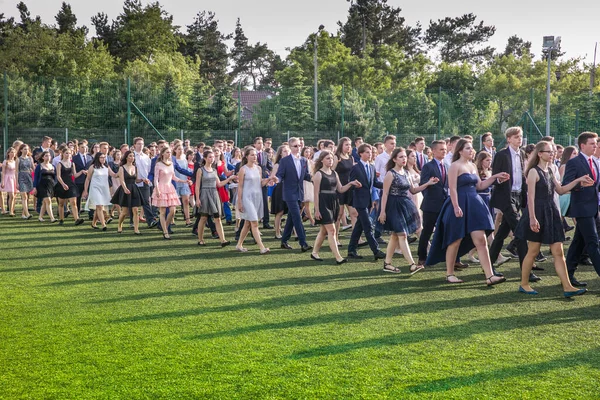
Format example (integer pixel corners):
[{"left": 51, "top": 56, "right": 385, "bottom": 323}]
[{"left": 1, "top": 72, "right": 599, "bottom": 158}]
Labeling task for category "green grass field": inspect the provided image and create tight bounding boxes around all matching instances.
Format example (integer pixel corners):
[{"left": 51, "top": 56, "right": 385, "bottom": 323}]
[{"left": 1, "top": 209, "right": 600, "bottom": 399}]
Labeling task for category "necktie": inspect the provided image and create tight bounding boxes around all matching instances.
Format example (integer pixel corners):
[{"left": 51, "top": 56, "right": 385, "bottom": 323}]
[
  {"left": 258, "top": 152, "right": 262, "bottom": 165},
  {"left": 81, "top": 154, "right": 85, "bottom": 165},
  {"left": 590, "top": 158, "right": 597, "bottom": 181},
  {"left": 440, "top": 162, "right": 446, "bottom": 183},
  {"left": 365, "top": 163, "right": 370, "bottom": 183}
]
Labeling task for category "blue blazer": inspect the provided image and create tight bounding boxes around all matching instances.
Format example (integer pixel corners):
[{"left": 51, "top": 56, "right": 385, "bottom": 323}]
[
  {"left": 73, "top": 153, "right": 92, "bottom": 185},
  {"left": 420, "top": 159, "right": 448, "bottom": 213},
  {"left": 276, "top": 155, "right": 311, "bottom": 202},
  {"left": 563, "top": 153, "right": 600, "bottom": 218},
  {"left": 349, "top": 161, "right": 382, "bottom": 209}
]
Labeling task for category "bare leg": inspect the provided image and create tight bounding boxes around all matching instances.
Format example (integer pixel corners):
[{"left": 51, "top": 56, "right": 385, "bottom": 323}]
[
  {"left": 549, "top": 242, "right": 578, "bottom": 291},
  {"left": 384, "top": 233, "right": 399, "bottom": 264},
  {"left": 236, "top": 221, "right": 252, "bottom": 250},
  {"left": 118, "top": 206, "right": 128, "bottom": 231},
  {"left": 303, "top": 202, "right": 314, "bottom": 225},
  {"left": 58, "top": 199, "right": 65, "bottom": 221},
  {"left": 8, "top": 193, "right": 15, "bottom": 215},
  {"left": 249, "top": 221, "right": 268, "bottom": 251},
  {"left": 166, "top": 206, "right": 176, "bottom": 228},
  {"left": 39, "top": 200, "right": 46, "bottom": 220},
  {"left": 275, "top": 211, "right": 283, "bottom": 237},
  {"left": 197, "top": 216, "right": 207, "bottom": 243},
  {"left": 312, "top": 226, "right": 327, "bottom": 257},
  {"left": 69, "top": 198, "right": 79, "bottom": 220},
  {"left": 445, "top": 239, "right": 462, "bottom": 282},
  {"left": 20, "top": 193, "right": 30, "bottom": 217},
  {"left": 324, "top": 224, "right": 344, "bottom": 261},
  {"left": 96, "top": 206, "right": 106, "bottom": 228},
  {"left": 182, "top": 195, "right": 190, "bottom": 224},
  {"left": 214, "top": 218, "right": 227, "bottom": 243},
  {"left": 45, "top": 198, "right": 55, "bottom": 221},
  {"left": 397, "top": 233, "right": 415, "bottom": 265},
  {"left": 159, "top": 207, "right": 168, "bottom": 236},
  {"left": 520, "top": 241, "right": 540, "bottom": 291},
  {"left": 471, "top": 230, "right": 504, "bottom": 285},
  {"left": 132, "top": 207, "right": 140, "bottom": 233}
]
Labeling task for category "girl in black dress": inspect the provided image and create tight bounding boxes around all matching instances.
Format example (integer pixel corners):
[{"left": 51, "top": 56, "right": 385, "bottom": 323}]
[
  {"left": 515, "top": 141, "right": 592, "bottom": 297},
  {"left": 310, "top": 150, "right": 361, "bottom": 264},
  {"left": 55, "top": 147, "right": 85, "bottom": 225},
  {"left": 111, "top": 151, "right": 145, "bottom": 234},
  {"left": 333, "top": 137, "right": 356, "bottom": 244},
  {"left": 33, "top": 151, "right": 57, "bottom": 222}
]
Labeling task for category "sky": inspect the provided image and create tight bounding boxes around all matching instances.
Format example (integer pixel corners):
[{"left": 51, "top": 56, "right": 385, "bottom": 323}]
[{"left": 1, "top": 0, "right": 598, "bottom": 63}]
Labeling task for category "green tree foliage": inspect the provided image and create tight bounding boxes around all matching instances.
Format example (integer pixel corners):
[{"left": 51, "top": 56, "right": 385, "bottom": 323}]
[
  {"left": 425, "top": 13, "right": 496, "bottom": 63},
  {"left": 180, "top": 11, "right": 231, "bottom": 89},
  {"left": 338, "top": 0, "right": 422, "bottom": 57},
  {"left": 503, "top": 35, "right": 532, "bottom": 58}
]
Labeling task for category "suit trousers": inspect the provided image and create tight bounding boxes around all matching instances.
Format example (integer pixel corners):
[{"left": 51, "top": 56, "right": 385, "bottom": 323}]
[
  {"left": 137, "top": 183, "right": 156, "bottom": 226},
  {"left": 261, "top": 186, "right": 270, "bottom": 226},
  {"left": 488, "top": 192, "right": 527, "bottom": 268},
  {"left": 418, "top": 211, "right": 439, "bottom": 262},
  {"left": 282, "top": 200, "right": 307, "bottom": 246},
  {"left": 566, "top": 215, "right": 600, "bottom": 278},
  {"left": 348, "top": 207, "right": 379, "bottom": 255}
]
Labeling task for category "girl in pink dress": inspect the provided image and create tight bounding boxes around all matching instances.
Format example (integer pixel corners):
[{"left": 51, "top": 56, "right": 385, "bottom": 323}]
[
  {"left": 1, "top": 147, "right": 18, "bottom": 216},
  {"left": 152, "top": 147, "right": 186, "bottom": 240}
]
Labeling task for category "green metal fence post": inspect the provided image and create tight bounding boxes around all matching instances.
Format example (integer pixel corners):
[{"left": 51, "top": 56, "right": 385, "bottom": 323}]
[
  {"left": 437, "top": 86, "right": 442, "bottom": 140},
  {"left": 237, "top": 83, "right": 241, "bottom": 146},
  {"left": 3, "top": 72, "right": 8, "bottom": 158},
  {"left": 127, "top": 78, "right": 131, "bottom": 145},
  {"left": 340, "top": 85, "right": 345, "bottom": 138}
]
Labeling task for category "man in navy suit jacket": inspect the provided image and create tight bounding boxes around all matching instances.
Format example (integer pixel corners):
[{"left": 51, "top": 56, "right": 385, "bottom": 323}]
[
  {"left": 347, "top": 144, "right": 385, "bottom": 260},
  {"left": 563, "top": 131, "right": 600, "bottom": 286},
  {"left": 73, "top": 142, "right": 92, "bottom": 218},
  {"left": 417, "top": 140, "right": 449, "bottom": 265},
  {"left": 276, "top": 137, "right": 312, "bottom": 251}
]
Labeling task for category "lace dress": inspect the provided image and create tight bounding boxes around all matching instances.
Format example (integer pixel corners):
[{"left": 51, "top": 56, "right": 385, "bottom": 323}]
[{"left": 383, "top": 169, "right": 421, "bottom": 234}]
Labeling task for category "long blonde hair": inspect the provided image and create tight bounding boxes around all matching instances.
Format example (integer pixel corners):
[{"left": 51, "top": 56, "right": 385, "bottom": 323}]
[{"left": 525, "top": 141, "right": 551, "bottom": 176}]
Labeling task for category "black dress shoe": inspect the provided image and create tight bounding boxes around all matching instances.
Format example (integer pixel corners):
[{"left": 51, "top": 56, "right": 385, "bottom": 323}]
[
  {"left": 529, "top": 273, "right": 541, "bottom": 282},
  {"left": 407, "top": 236, "right": 417, "bottom": 244},
  {"left": 505, "top": 245, "right": 518, "bottom": 258},
  {"left": 301, "top": 244, "right": 312, "bottom": 252},
  {"left": 357, "top": 241, "right": 369, "bottom": 248},
  {"left": 532, "top": 265, "right": 545, "bottom": 271},
  {"left": 580, "top": 257, "right": 593, "bottom": 266},
  {"left": 374, "top": 250, "right": 386, "bottom": 261},
  {"left": 347, "top": 253, "right": 363, "bottom": 259},
  {"left": 263, "top": 224, "right": 273, "bottom": 229},
  {"left": 281, "top": 242, "right": 293, "bottom": 250},
  {"left": 535, "top": 252, "right": 547, "bottom": 262},
  {"left": 375, "top": 237, "right": 387, "bottom": 245},
  {"left": 336, "top": 258, "right": 348, "bottom": 265},
  {"left": 310, "top": 253, "right": 323, "bottom": 261},
  {"left": 571, "top": 277, "right": 588, "bottom": 287}
]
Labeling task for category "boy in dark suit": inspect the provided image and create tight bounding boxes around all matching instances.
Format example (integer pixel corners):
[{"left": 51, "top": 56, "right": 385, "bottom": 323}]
[{"left": 347, "top": 143, "right": 386, "bottom": 261}]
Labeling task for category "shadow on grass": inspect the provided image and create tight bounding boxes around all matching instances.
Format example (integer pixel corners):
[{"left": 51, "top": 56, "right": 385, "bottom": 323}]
[
  {"left": 110, "top": 280, "right": 521, "bottom": 324},
  {"left": 289, "top": 304, "right": 600, "bottom": 360},
  {"left": 405, "top": 346, "right": 600, "bottom": 393}
]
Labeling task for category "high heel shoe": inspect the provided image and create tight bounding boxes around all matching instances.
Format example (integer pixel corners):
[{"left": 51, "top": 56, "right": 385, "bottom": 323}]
[
  {"left": 336, "top": 258, "right": 348, "bottom": 265},
  {"left": 310, "top": 253, "right": 323, "bottom": 261},
  {"left": 486, "top": 275, "right": 506, "bottom": 286},
  {"left": 518, "top": 286, "right": 538, "bottom": 295}
]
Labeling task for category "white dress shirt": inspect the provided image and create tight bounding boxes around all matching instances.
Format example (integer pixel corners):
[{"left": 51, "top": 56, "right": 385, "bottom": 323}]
[
  {"left": 374, "top": 152, "right": 391, "bottom": 183},
  {"left": 509, "top": 146, "right": 522, "bottom": 192},
  {"left": 134, "top": 151, "right": 151, "bottom": 187}
]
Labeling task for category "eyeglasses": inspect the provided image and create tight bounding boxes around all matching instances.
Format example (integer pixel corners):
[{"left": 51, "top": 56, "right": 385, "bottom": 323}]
[
  {"left": 539, "top": 150, "right": 556, "bottom": 154},
  {"left": 291, "top": 145, "right": 301, "bottom": 148}
]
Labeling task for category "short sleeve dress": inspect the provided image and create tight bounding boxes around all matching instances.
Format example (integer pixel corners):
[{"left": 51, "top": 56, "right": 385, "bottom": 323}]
[{"left": 239, "top": 164, "right": 264, "bottom": 222}]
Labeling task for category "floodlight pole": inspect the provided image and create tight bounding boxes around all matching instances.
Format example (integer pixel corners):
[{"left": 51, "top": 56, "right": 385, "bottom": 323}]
[{"left": 546, "top": 51, "right": 552, "bottom": 136}]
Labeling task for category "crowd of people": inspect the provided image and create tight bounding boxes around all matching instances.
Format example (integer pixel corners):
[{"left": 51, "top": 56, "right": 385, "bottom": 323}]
[{"left": 1, "top": 128, "right": 599, "bottom": 298}]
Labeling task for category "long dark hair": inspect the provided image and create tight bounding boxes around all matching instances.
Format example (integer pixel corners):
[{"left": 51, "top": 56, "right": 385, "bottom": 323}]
[
  {"left": 385, "top": 147, "right": 405, "bottom": 171},
  {"left": 274, "top": 145, "right": 289, "bottom": 164},
  {"left": 525, "top": 141, "right": 550, "bottom": 176},
  {"left": 475, "top": 151, "right": 492, "bottom": 180},
  {"left": 240, "top": 146, "right": 256, "bottom": 167},
  {"left": 405, "top": 149, "right": 420, "bottom": 173},
  {"left": 560, "top": 146, "right": 577, "bottom": 166},
  {"left": 451, "top": 139, "right": 470, "bottom": 163},
  {"left": 201, "top": 149, "right": 213, "bottom": 167},
  {"left": 120, "top": 150, "right": 136, "bottom": 166},
  {"left": 92, "top": 152, "right": 106, "bottom": 169},
  {"left": 313, "top": 150, "right": 333, "bottom": 174},
  {"left": 335, "top": 137, "right": 351, "bottom": 160}
]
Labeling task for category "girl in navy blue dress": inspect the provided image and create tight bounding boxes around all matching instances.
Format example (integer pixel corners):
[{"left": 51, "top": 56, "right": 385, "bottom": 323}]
[
  {"left": 515, "top": 141, "right": 591, "bottom": 297},
  {"left": 426, "top": 139, "right": 510, "bottom": 286},
  {"left": 378, "top": 148, "right": 439, "bottom": 274}
]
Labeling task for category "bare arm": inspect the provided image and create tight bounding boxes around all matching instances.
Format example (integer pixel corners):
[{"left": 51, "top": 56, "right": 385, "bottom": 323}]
[
  {"left": 83, "top": 166, "right": 94, "bottom": 197},
  {"left": 377, "top": 171, "right": 394, "bottom": 224},
  {"left": 237, "top": 167, "right": 246, "bottom": 212},
  {"left": 409, "top": 172, "right": 438, "bottom": 194},
  {"left": 313, "top": 171, "right": 322, "bottom": 220},
  {"left": 527, "top": 168, "right": 540, "bottom": 232},
  {"left": 195, "top": 168, "right": 203, "bottom": 205},
  {"left": 554, "top": 171, "right": 593, "bottom": 195},
  {"left": 56, "top": 163, "right": 67, "bottom": 188}
]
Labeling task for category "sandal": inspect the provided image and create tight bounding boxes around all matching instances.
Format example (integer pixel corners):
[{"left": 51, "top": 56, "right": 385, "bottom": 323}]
[
  {"left": 409, "top": 263, "right": 424, "bottom": 275},
  {"left": 383, "top": 262, "right": 401, "bottom": 274},
  {"left": 446, "top": 274, "right": 464, "bottom": 284},
  {"left": 260, "top": 248, "right": 271, "bottom": 254},
  {"left": 197, "top": 241, "right": 206, "bottom": 246},
  {"left": 486, "top": 275, "right": 506, "bottom": 286},
  {"left": 236, "top": 246, "right": 248, "bottom": 252}
]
